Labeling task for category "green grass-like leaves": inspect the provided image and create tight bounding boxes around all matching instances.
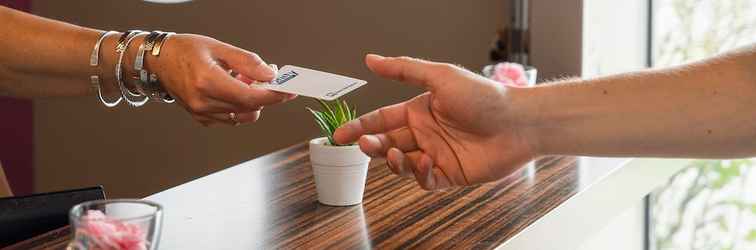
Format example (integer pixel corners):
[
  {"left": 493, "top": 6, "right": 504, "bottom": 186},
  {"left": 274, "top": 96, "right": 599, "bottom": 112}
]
[{"left": 306, "top": 99, "right": 357, "bottom": 146}]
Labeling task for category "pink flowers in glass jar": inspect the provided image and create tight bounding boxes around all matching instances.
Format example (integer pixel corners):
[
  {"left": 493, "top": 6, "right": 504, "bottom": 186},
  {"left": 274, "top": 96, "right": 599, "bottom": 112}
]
[
  {"left": 68, "top": 199, "right": 163, "bottom": 250},
  {"left": 483, "top": 62, "right": 537, "bottom": 87},
  {"left": 69, "top": 210, "right": 148, "bottom": 250}
]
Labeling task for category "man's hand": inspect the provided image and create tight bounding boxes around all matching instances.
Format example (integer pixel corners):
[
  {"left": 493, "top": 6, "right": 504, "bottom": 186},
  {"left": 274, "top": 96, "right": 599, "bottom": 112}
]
[{"left": 334, "top": 55, "right": 537, "bottom": 190}]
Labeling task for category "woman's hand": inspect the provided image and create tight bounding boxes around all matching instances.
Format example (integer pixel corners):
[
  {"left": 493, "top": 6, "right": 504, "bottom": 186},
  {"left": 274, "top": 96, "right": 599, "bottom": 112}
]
[
  {"left": 333, "top": 55, "right": 538, "bottom": 190},
  {"left": 144, "top": 34, "right": 296, "bottom": 126}
]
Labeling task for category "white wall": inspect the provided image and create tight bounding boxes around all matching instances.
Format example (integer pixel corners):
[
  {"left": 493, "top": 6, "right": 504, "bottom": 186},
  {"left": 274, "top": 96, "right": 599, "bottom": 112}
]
[
  {"left": 578, "top": 200, "right": 646, "bottom": 250},
  {"left": 579, "top": 1, "right": 651, "bottom": 249},
  {"left": 582, "top": 0, "right": 650, "bottom": 76}
]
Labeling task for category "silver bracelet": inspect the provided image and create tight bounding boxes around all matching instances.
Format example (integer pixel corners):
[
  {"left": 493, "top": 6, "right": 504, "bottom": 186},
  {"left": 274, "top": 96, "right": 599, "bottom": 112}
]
[
  {"left": 154, "top": 32, "right": 176, "bottom": 103},
  {"left": 134, "top": 31, "right": 161, "bottom": 72},
  {"left": 115, "top": 31, "right": 150, "bottom": 107},
  {"left": 115, "top": 30, "right": 139, "bottom": 53},
  {"left": 90, "top": 31, "right": 122, "bottom": 108},
  {"left": 133, "top": 31, "right": 164, "bottom": 102},
  {"left": 151, "top": 32, "right": 175, "bottom": 57},
  {"left": 116, "top": 30, "right": 147, "bottom": 98},
  {"left": 134, "top": 31, "right": 176, "bottom": 104}
]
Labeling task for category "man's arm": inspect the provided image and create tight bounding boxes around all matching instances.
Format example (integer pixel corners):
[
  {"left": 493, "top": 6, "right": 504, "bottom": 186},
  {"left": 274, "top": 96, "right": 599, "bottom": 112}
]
[
  {"left": 334, "top": 46, "right": 756, "bottom": 189},
  {"left": 522, "top": 45, "right": 756, "bottom": 158}
]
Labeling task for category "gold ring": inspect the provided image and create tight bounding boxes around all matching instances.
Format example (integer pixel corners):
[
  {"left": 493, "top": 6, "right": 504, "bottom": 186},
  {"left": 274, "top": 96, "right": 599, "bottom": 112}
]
[{"left": 229, "top": 112, "right": 240, "bottom": 126}]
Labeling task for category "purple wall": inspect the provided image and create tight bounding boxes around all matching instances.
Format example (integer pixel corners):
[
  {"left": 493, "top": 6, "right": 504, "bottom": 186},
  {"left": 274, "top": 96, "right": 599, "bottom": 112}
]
[
  {"left": 0, "top": 0, "right": 33, "bottom": 195},
  {"left": 0, "top": 0, "right": 29, "bottom": 11}
]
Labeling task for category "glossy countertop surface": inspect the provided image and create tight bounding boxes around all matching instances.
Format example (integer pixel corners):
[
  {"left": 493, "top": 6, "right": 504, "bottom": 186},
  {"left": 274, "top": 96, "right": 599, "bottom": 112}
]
[{"left": 144, "top": 143, "right": 632, "bottom": 249}]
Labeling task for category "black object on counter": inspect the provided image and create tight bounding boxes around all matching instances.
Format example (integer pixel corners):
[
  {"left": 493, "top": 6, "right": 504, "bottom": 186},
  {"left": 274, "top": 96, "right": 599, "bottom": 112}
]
[{"left": 0, "top": 186, "right": 106, "bottom": 247}]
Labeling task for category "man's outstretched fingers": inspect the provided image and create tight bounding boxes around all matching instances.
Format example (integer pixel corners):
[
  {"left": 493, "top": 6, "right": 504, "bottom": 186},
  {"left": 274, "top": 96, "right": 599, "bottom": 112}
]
[
  {"left": 405, "top": 151, "right": 437, "bottom": 190},
  {"left": 365, "top": 54, "right": 449, "bottom": 91},
  {"left": 387, "top": 148, "right": 413, "bottom": 177},
  {"left": 356, "top": 128, "right": 418, "bottom": 157},
  {"left": 358, "top": 135, "right": 384, "bottom": 158},
  {"left": 334, "top": 102, "right": 408, "bottom": 145},
  {"left": 431, "top": 167, "right": 452, "bottom": 189},
  {"left": 387, "top": 150, "right": 438, "bottom": 189}
]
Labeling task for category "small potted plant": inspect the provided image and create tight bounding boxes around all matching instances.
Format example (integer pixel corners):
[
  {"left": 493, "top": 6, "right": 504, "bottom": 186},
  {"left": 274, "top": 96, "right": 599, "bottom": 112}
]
[{"left": 306, "top": 99, "right": 370, "bottom": 206}]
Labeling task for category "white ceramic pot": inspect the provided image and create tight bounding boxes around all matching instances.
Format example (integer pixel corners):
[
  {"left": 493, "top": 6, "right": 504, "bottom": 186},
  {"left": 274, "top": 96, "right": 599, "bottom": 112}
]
[{"left": 309, "top": 137, "right": 370, "bottom": 206}]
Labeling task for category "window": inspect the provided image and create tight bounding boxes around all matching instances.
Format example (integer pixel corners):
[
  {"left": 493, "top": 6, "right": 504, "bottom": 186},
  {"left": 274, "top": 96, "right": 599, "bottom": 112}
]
[
  {"left": 649, "top": 1, "right": 756, "bottom": 250},
  {"left": 652, "top": 0, "right": 756, "bottom": 67}
]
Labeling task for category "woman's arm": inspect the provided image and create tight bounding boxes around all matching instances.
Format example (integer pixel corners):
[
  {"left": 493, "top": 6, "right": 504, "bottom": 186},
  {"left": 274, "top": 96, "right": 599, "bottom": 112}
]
[
  {"left": 0, "top": 6, "right": 295, "bottom": 126},
  {"left": 524, "top": 45, "right": 756, "bottom": 158},
  {"left": 0, "top": 5, "right": 106, "bottom": 97}
]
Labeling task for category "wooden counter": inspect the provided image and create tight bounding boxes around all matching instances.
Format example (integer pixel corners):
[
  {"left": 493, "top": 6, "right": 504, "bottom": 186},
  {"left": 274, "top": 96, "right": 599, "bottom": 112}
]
[{"left": 7, "top": 142, "right": 691, "bottom": 249}]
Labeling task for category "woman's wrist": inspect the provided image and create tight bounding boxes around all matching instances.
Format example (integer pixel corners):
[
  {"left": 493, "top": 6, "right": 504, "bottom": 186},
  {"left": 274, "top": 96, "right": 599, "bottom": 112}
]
[
  {"left": 95, "top": 30, "right": 177, "bottom": 106},
  {"left": 91, "top": 31, "right": 124, "bottom": 96}
]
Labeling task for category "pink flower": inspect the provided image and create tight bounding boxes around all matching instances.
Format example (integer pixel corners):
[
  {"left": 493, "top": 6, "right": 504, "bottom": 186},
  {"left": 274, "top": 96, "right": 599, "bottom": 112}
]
[
  {"left": 491, "top": 62, "right": 528, "bottom": 86},
  {"left": 73, "top": 210, "right": 148, "bottom": 250}
]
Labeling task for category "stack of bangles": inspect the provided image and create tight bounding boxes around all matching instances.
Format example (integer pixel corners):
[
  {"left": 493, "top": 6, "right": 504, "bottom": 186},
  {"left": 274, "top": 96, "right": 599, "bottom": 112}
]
[{"left": 89, "top": 30, "right": 176, "bottom": 108}]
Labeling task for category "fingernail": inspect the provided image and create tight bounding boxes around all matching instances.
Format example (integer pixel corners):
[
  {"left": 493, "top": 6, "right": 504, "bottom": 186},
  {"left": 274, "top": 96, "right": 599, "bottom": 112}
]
[
  {"left": 387, "top": 148, "right": 401, "bottom": 170},
  {"left": 360, "top": 135, "right": 380, "bottom": 154},
  {"left": 343, "top": 120, "right": 360, "bottom": 131},
  {"left": 364, "top": 134, "right": 380, "bottom": 145},
  {"left": 366, "top": 54, "right": 386, "bottom": 61},
  {"left": 422, "top": 155, "right": 435, "bottom": 189},
  {"left": 265, "top": 69, "right": 277, "bottom": 79},
  {"left": 391, "top": 149, "right": 407, "bottom": 175}
]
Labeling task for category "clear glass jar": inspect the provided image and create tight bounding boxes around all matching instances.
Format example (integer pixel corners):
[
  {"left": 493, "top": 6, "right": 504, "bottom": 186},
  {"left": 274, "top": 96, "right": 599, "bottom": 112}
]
[{"left": 67, "top": 199, "right": 163, "bottom": 250}]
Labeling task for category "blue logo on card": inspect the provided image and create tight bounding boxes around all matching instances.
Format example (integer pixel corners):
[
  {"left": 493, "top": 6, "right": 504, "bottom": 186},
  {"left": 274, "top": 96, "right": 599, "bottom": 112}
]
[{"left": 271, "top": 71, "right": 299, "bottom": 85}]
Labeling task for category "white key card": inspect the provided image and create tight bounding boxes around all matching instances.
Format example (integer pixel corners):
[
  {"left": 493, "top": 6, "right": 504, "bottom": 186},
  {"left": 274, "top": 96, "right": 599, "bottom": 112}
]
[{"left": 260, "top": 65, "right": 367, "bottom": 101}]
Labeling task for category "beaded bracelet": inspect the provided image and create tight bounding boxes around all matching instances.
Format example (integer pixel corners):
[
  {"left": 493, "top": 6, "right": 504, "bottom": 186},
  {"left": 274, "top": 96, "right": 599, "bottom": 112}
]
[{"left": 89, "top": 31, "right": 122, "bottom": 108}]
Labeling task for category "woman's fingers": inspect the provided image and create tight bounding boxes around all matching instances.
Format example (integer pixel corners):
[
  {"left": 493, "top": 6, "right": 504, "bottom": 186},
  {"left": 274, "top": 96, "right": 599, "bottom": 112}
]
[
  {"left": 200, "top": 65, "right": 292, "bottom": 110},
  {"left": 189, "top": 44, "right": 293, "bottom": 113},
  {"left": 175, "top": 93, "right": 260, "bottom": 114},
  {"left": 214, "top": 44, "right": 277, "bottom": 82},
  {"left": 151, "top": 34, "right": 295, "bottom": 123},
  {"left": 192, "top": 110, "right": 262, "bottom": 127}
]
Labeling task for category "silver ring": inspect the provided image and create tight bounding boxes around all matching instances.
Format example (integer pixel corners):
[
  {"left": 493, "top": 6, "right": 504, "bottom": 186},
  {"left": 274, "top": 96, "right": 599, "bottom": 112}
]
[{"left": 228, "top": 112, "right": 240, "bottom": 126}]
